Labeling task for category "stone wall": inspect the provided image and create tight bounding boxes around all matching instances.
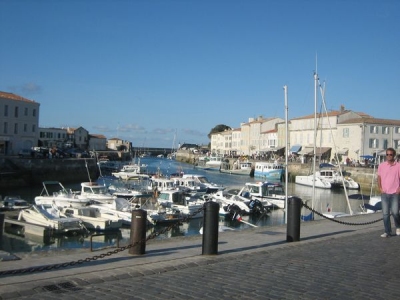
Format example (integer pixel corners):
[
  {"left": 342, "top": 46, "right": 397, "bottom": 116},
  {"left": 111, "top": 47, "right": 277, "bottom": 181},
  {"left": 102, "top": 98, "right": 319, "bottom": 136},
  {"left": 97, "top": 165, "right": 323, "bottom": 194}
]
[
  {"left": 0, "top": 157, "right": 99, "bottom": 188},
  {"left": 175, "top": 151, "right": 378, "bottom": 194}
]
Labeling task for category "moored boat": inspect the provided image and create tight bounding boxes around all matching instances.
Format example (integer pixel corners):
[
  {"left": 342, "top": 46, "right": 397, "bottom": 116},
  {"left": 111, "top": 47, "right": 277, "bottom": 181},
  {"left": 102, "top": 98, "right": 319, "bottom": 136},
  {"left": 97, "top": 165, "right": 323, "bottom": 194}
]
[
  {"left": 219, "top": 160, "right": 253, "bottom": 176},
  {"left": 253, "top": 162, "right": 285, "bottom": 181},
  {"left": 34, "top": 181, "right": 91, "bottom": 208},
  {"left": 18, "top": 205, "right": 84, "bottom": 234}
]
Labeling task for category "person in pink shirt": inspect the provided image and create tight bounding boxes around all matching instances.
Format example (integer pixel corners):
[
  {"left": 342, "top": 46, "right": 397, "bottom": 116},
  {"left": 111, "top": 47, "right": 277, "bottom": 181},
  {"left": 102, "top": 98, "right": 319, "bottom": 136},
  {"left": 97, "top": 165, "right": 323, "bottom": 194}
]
[{"left": 377, "top": 148, "right": 400, "bottom": 237}]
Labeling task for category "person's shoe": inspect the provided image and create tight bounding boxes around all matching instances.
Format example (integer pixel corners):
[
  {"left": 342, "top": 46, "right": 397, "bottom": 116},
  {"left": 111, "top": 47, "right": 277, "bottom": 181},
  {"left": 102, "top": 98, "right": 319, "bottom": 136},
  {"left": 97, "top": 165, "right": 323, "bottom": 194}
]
[
  {"left": 381, "top": 233, "right": 390, "bottom": 238},
  {"left": 396, "top": 229, "right": 400, "bottom": 236}
]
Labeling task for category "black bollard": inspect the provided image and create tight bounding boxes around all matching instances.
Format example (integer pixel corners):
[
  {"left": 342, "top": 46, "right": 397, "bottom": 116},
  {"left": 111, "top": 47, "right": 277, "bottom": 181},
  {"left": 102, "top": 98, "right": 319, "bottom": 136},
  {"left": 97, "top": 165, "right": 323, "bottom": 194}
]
[
  {"left": 129, "top": 209, "right": 147, "bottom": 255},
  {"left": 0, "top": 213, "right": 4, "bottom": 240},
  {"left": 202, "top": 201, "right": 220, "bottom": 255},
  {"left": 286, "top": 196, "right": 302, "bottom": 242}
]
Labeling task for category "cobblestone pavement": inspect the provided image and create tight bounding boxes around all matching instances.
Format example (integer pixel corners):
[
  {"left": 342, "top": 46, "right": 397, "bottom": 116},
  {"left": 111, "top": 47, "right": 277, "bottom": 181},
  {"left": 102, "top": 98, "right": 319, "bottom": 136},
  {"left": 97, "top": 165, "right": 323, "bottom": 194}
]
[{"left": 0, "top": 213, "right": 396, "bottom": 299}]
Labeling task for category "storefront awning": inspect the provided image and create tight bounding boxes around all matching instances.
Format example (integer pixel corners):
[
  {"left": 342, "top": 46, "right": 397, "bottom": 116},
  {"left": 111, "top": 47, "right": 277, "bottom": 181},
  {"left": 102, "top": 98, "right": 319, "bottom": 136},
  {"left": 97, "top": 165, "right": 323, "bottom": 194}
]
[
  {"left": 298, "top": 147, "right": 331, "bottom": 156},
  {"left": 337, "top": 148, "right": 348, "bottom": 155},
  {"left": 289, "top": 145, "right": 302, "bottom": 153},
  {"left": 315, "top": 147, "right": 331, "bottom": 156},
  {"left": 298, "top": 147, "right": 314, "bottom": 155},
  {"left": 272, "top": 146, "right": 285, "bottom": 152}
]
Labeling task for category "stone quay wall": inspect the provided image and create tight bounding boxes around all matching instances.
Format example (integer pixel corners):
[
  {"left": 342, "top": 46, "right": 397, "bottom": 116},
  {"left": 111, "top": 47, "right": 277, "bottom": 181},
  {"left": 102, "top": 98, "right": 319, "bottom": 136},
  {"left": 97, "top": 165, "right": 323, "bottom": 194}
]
[
  {"left": 0, "top": 157, "right": 99, "bottom": 189},
  {"left": 175, "top": 150, "right": 378, "bottom": 194}
]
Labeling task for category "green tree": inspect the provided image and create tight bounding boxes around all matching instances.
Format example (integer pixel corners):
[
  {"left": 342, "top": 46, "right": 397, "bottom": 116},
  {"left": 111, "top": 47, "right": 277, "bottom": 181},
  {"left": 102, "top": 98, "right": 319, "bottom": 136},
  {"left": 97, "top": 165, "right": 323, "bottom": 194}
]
[{"left": 207, "top": 124, "right": 232, "bottom": 139}]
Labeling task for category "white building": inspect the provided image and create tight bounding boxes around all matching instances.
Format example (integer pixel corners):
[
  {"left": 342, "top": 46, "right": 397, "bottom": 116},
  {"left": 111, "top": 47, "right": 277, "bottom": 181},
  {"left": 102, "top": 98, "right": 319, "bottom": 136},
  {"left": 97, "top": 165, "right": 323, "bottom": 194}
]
[
  {"left": 210, "top": 108, "right": 400, "bottom": 163},
  {"left": 39, "top": 127, "right": 69, "bottom": 148},
  {"left": 0, "top": 91, "right": 40, "bottom": 155}
]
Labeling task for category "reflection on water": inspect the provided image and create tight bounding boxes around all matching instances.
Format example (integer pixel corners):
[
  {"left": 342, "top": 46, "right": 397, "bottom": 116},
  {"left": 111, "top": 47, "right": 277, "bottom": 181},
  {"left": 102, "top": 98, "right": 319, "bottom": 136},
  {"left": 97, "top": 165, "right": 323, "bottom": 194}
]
[{"left": 0, "top": 157, "right": 369, "bottom": 253}]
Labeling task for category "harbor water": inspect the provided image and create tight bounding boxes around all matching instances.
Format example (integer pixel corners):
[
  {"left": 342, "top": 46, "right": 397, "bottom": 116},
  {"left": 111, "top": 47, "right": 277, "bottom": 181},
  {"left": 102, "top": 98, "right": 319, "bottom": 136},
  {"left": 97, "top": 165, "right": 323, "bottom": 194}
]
[{"left": 1, "top": 157, "right": 372, "bottom": 254}]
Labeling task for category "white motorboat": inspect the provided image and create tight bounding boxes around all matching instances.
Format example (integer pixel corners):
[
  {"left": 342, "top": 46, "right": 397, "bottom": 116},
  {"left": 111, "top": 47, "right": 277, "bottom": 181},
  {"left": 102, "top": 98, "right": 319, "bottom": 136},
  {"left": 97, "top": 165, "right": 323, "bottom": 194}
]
[
  {"left": 243, "top": 181, "right": 285, "bottom": 209},
  {"left": 58, "top": 206, "right": 123, "bottom": 231},
  {"left": 157, "top": 190, "right": 205, "bottom": 218},
  {"left": 150, "top": 177, "right": 177, "bottom": 192},
  {"left": 18, "top": 205, "right": 84, "bottom": 233},
  {"left": 80, "top": 181, "right": 115, "bottom": 204},
  {"left": 181, "top": 174, "right": 225, "bottom": 193},
  {"left": 210, "top": 190, "right": 252, "bottom": 215},
  {"left": 89, "top": 198, "right": 136, "bottom": 226},
  {"left": 171, "top": 177, "right": 208, "bottom": 196},
  {"left": 34, "top": 181, "right": 91, "bottom": 208}
]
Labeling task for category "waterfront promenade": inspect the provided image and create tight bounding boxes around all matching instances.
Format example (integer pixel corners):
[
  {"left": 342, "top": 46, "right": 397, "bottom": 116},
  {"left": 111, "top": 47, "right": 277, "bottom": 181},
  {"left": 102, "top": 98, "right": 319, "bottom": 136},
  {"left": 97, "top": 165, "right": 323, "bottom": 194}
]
[{"left": 0, "top": 212, "right": 395, "bottom": 299}]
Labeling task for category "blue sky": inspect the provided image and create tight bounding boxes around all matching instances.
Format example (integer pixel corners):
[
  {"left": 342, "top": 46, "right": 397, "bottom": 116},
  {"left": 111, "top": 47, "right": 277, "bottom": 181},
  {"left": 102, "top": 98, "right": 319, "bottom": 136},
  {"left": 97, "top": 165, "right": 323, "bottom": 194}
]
[{"left": 1, "top": 0, "right": 399, "bottom": 148}]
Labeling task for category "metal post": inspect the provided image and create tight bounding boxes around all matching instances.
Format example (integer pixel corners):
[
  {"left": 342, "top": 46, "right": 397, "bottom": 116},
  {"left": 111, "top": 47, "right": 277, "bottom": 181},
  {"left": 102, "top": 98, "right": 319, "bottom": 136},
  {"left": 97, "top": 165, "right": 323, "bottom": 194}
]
[
  {"left": 129, "top": 209, "right": 147, "bottom": 255},
  {"left": 202, "top": 201, "right": 219, "bottom": 255},
  {"left": 286, "top": 196, "right": 302, "bottom": 242},
  {"left": 0, "top": 213, "right": 4, "bottom": 240}
]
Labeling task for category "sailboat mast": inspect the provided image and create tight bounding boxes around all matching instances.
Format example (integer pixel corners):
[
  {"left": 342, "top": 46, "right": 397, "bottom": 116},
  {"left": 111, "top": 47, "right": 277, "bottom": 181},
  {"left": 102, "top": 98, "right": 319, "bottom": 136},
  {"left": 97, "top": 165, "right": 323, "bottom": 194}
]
[
  {"left": 283, "top": 85, "right": 289, "bottom": 224},
  {"left": 312, "top": 72, "right": 318, "bottom": 210}
]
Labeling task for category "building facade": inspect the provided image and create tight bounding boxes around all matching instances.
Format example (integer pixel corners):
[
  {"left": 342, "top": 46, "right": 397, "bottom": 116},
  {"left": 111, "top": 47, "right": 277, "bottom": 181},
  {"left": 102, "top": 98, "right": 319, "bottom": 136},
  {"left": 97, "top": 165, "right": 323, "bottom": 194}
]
[
  {"left": 0, "top": 91, "right": 40, "bottom": 155},
  {"left": 211, "top": 109, "right": 400, "bottom": 163}
]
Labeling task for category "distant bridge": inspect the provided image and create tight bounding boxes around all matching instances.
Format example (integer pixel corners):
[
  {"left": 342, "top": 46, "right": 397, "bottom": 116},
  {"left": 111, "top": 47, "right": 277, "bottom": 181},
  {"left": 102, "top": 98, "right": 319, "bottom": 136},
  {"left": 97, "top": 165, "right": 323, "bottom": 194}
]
[{"left": 132, "top": 147, "right": 174, "bottom": 156}]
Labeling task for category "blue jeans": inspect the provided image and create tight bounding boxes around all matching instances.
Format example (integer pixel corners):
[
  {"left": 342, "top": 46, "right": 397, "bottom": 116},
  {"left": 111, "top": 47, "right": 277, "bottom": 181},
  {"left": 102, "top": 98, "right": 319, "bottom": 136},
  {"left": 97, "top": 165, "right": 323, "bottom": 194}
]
[{"left": 381, "top": 193, "right": 400, "bottom": 234}]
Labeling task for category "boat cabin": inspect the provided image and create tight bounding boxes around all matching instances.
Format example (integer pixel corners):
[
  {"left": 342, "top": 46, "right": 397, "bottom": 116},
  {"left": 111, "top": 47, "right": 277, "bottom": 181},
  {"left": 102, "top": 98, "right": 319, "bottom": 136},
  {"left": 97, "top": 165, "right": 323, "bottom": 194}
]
[
  {"left": 158, "top": 191, "right": 191, "bottom": 207},
  {"left": 245, "top": 182, "right": 285, "bottom": 198}
]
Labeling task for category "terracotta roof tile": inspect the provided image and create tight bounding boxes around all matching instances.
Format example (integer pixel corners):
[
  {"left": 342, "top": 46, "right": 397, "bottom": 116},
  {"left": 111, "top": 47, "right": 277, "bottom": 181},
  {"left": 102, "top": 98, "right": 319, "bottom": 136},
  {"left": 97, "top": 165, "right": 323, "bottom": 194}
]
[{"left": 0, "top": 91, "right": 36, "bottom": 103}]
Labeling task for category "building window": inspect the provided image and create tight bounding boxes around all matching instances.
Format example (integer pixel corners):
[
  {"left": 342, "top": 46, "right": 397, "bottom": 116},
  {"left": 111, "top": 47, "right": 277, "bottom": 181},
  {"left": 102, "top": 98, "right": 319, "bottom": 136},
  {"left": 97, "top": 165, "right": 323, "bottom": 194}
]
[
  {"left": 342, "top": 128, "right": 349, "bottom": 138},
  {"left": 3, "top": 122, "right": 7, "bottom": 134},
  {"left": 369, "top": 126, "right": 378, "bottom": 134},
  {"left": 33, "top": 109, "right": 36, "bottom": 117},
  {"left": 395, "top": 127, "right": 400, "bottom": 134},
  {"left": 382, "top": 126, "right": 389, "bottom": 134},
  {"left": 394, "top": 140, "right": 400, "bottom": 149},
  {"left": 369, "top": 138, "right": 379, "bottom": 149},
  {"left": 14, "top": 107, "right": 18, "bottom": 118},
  {"left": 14, "top": 123, "right": 18, "bottom": 134},
  {"left": 24, "top": 124, "right": 27, "bottom": 132},
  {"left": 32, "top": 125, "right": 36, "bottom": 132},
  {"left": 24, "top": 107, "right": 28, "bottom": 116},
  {"left": 4, "top": 105, "right": 8, "bottom": 117},
  {"left": 383, "top": 139, "right": 388, "bottom": 149}
]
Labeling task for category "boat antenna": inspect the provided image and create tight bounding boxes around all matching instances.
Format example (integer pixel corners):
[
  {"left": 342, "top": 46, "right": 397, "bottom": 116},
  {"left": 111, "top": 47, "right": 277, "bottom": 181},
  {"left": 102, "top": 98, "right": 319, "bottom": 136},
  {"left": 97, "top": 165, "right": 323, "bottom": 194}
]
[{"left": 85, "top": 158, "right": 92, "bottom": 184}]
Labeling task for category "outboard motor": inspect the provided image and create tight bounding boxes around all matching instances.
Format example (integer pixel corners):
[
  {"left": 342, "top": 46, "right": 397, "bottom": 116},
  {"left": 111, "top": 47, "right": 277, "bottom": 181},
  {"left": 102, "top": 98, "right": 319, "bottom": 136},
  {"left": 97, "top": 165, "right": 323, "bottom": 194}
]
[{"left": 248, "top": 199, "right": 265, "bottom": 214}]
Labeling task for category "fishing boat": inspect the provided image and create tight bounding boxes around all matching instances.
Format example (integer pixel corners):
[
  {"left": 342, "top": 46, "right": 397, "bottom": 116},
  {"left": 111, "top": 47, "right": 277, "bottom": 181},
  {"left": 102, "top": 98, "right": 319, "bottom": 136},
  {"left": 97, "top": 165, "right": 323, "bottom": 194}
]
[
  {"left": 219, "top": 160, "right": 253, "bottom": 176},
  {"left": 253, "top": 162, "right": 285, "bottom": 181},
  {"left": 204, "top": 155, "right": 224, "bottom": 171}
]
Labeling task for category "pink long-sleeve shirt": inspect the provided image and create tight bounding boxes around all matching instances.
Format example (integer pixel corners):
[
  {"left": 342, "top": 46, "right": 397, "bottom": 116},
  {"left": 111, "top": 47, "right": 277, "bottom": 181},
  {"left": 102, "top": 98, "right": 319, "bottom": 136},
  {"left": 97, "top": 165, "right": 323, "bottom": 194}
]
[{"left": 377, "top": 161, "right": 400, "bottom": 194}]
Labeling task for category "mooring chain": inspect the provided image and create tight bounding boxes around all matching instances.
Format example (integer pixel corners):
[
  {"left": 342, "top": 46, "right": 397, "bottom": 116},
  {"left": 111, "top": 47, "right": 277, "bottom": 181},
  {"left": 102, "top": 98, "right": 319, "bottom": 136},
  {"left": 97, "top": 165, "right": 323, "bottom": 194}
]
[
  {"left": 0, "top": 205, "right": 206, "bottom": 277},
  {"left": 302, "top": 202, "right": 383, "bottom": 225}
]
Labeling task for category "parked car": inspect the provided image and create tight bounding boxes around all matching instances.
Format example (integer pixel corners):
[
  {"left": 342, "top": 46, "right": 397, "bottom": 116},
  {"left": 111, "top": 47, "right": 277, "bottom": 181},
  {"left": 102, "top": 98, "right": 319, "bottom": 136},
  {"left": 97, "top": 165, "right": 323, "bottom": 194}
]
[
  {"left": 55, "top": 148, "right": 68, "bottom": 158},
  {"left": 64, "top": 148, "right": 90, "bottom": 158},
  {"left": 18, "top": 148, "right": 34, "bottom": 158},
  {"left": 32, "top": 147, "right": 49, "bottom": 158}
]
